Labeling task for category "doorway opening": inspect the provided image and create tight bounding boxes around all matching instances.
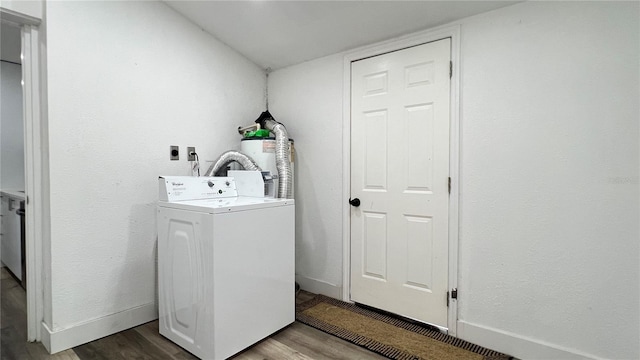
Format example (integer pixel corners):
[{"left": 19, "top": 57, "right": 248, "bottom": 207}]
[
  {"left": 1, "top": 20, "right": 26, "bottom": 289},
  {"left": 1, "top": 8, "right": 46, "bottom": 346}
]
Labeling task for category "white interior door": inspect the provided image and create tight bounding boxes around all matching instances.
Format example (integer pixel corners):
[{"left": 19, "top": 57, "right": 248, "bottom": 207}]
[{"left": 350, "top": 39, "right": 451, "bottom": 327}]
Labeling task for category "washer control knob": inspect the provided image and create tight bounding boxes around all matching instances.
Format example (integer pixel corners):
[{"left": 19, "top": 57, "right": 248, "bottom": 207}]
[
  {"left": 207, "top": 181, "right": 214, "bottom": 188},
  {"left": 225, "top": 181, "right": 230, "bottom": 186}
]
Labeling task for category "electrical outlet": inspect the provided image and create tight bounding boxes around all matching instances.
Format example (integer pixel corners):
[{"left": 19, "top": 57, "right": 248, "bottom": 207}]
[
  {"left": 170, "top": 145, "right": 179, "bottom": 160},
  {"left": 187, "top": 147, "right": 196, "bottom": 161}
]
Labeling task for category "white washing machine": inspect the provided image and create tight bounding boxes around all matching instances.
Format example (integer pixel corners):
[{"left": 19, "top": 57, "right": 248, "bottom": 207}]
[{"left": 157, "top": 175, "right": 295, "bottom": 360}]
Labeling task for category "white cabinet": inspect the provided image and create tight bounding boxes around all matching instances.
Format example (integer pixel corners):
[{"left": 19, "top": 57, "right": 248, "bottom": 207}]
[{"left": 1, "top": 195, "right": 23, "bottom": 281}]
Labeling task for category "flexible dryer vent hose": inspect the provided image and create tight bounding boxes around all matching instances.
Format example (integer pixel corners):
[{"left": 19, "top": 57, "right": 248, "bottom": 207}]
[
  {"left": 204, "top": 150, "right": 262, "bottom": 177},
  {"left": 262, "top": 118, "right": 292, "bottom": 199}
]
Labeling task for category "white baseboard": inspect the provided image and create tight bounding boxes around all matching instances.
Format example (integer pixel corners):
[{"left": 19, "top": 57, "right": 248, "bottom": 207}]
[
  {"left": 296, "top": 275, "right": 342, "bottom": 299},
  {"left": 41, "top": 302, "right": 157, "bottom": 354},
  {"left": 457, "top": 320, "right": 605, "bottom": 360}
]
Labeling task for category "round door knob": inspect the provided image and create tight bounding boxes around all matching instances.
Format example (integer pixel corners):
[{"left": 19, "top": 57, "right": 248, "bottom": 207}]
[{"left": 349, "top": 198, "right": 361, "bottom": 207}]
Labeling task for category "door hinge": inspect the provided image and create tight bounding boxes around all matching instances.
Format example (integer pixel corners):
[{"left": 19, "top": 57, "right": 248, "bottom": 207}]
[
  {"left": 449, "top": 61, "right": 452, "bottom": 78},
  {"left": 448, "top": 177, "right": 451, "bottom": 194}
]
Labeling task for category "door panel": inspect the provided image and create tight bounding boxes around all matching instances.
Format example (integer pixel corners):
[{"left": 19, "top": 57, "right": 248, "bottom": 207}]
[
  {"left": 405, "top": 104, "right": 434, "bottom": 192},
  {"left": 350, "top": 38, "right": 451, "bottom": 327},
  {"left": 363, "top": 110, "right": 388, "bottom": 190},
  {"left": 362, "top": 211, "right": 387, "bottom": 280},
  {"left": 404, "top": 215, "right": 433, "bottom": 290}
]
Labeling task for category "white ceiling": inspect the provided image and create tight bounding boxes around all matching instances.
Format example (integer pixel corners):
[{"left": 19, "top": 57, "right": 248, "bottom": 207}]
[
  {"left": 165, "top": 0, "right": 518, "bottom": 70},
  {"left": 1, "top": 22, "right": 22, "bottom": 64}
]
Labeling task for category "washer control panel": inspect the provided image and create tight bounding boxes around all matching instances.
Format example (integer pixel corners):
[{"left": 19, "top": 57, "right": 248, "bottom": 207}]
[{"left": 159, "top": 176, "right": 238, "bottom": 202}]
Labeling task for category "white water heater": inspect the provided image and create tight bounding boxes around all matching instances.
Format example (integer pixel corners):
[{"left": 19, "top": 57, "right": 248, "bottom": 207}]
[{"left": 240, "top": 138, "right": 294, "bottom": 198}]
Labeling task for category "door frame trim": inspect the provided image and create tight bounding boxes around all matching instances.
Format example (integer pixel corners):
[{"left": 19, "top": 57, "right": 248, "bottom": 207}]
[{"left": 341, "top": 24, "right": 461, "bottom": 336}]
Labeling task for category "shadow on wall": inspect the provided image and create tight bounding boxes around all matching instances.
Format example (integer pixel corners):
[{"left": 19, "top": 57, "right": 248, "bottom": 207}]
[
  {"left": 108, "top": 202, "right": 158, "bottom": 314},
  {"left": 295, "top": 152, "right": 330, "bottom": 281}
]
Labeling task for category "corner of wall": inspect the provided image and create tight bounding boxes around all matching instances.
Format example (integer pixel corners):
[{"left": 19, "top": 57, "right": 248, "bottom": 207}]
[
  {"left": 296, "top": 274, "right": 342, "bottom": 300},
  {"left": 40, "top": 321, "right": 52, "bottom": 353}
]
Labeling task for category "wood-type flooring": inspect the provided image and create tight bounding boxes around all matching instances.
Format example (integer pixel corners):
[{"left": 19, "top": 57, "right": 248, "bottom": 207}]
[{"left": 1, "top": 268, "right": 385, "bottom": 360}]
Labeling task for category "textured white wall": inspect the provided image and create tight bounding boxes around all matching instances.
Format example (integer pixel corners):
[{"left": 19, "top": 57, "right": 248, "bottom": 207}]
[
  {"left": 268, "top": 53, "right": 344, "bottom": 292},
  {"left": 0, "top": 62, "right": 25, "bottom": 190},
  {"left": 45, "top": 0, "right": 265, "bottom": 331},
  {"left": 457, "top": 3, "right": 638, "bottom": 359},
  {"left": 268, "top": 2, "right": 639, "bottom": 359}
]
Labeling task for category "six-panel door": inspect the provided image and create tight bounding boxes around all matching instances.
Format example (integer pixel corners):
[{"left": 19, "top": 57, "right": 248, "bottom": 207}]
[{"left": 350, "top": 38, "right": 451, "bottom": 327}]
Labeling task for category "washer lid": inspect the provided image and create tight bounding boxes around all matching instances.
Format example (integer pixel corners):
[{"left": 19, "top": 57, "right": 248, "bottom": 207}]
[{"left": 158, "top": 196, "right": 294, "bottom": 213}]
